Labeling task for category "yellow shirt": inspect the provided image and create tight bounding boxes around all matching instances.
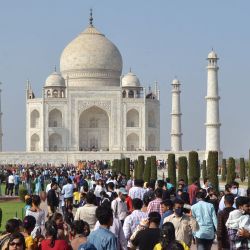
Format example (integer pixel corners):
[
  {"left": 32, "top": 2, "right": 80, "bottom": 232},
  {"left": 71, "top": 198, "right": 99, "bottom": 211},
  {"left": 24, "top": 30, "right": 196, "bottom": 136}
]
[
  {"left": 73, "top": 191, "right": 81, "bottom": 202},
  {"left": 154, "top": 241, "right": 190, "bottom": 250},
  {"left": 25, "top": 235, "right": 35, "bottom": 250}
]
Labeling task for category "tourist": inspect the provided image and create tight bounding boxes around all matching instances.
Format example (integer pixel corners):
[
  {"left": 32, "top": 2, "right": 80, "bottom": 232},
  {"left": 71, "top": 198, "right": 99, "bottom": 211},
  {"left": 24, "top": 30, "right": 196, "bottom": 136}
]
[
  {"left": 26, "top": 195, "right": 45, "bottom": 238},
  {"left": 123, "top": 198, "right": 147, "bottom": 248},
  {"left": 188, "top": 178, "right": 199, "bottom": 205},
  {"left": 0, "top": 219, "right": 20, "bottom": 250},
  {"left": 160, "top": 199, "right": 173, "bottom": 227},
  {"left": 61, "top": 178, "right": 74, "bottom": 209},
  {"left": 70, "top": 220, "right": 90, "bottom": 250},
  {"left": 8, "top": 171, "right": 14, "bottom": 196},
  {"left": 34, "top": 173, "right": 42, "bottom": 195},
  {"left": 21, "top": 215, "right": 36, "bottom": 250},
  {"left": 131, "top": 211, "right": 161, "bottom": 250},
  {"left": 87, "top": 206, "right": 117, "bottom": 250},
  {"left": 153, "top": 222, "right": 189, "bottom": 250},
  {"left": 226, "top": 196, "right": 250, "bottom": 249},
  {"left": 128, "top": 179, "right": 146, "bottom": 200},
  {"left": 24, "top": 195, "right": 32, "bottom": 215},
  {"left": 47, "top": 182, "right": 59, "bottom": 217},
  {"left": 14, "top": 171, "right": 20, "bottom": 196},
  {"left": 156, "top": 180, "right": 170, "bottom": 200},
  {"left": 112, "top": 187, "right": 128, "bottom": 225},
  {"left": 40, "top": 220, "right": 70, "bottom": 250},
  {"left": 201, "top": 178, "right": 211, "bottom": 192},
  {"left": 147, "top": 188, "right": 163, "bottom": 216},
  {"left": 164, "top": 198, "right": 198, "bottom": 247},
  {"left": 6, "top": 232, "right": 26, "bottom": 250},
  {"left": 178, "top": 179, "right": 188, "bottom": 193},
  {"left": 74, "top": 192, "right": 97, "bottom": 230},
  {"left": 217, "top": 193, "right": 235, "bottom": 250},
  {"left": 143, "top": 180, "right": 156, "bottom": 201},
  {"left": 218, "top": 184, "right": 232, "bottom": 211},
  {"left": 94, "top": 179, "right": 105, "bottom": 205},
  {"left": 191, "top": 191, "right": 217, "bottom": 250},
  {"left": 51, "top": 212, "right": 68, "bottom": 240}
]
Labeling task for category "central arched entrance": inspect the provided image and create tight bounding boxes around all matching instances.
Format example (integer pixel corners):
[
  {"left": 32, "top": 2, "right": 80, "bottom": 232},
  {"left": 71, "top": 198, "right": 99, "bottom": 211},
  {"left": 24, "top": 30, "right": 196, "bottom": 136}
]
[{"left": 79, "top": 106, "right": 109, "bottom": 151}]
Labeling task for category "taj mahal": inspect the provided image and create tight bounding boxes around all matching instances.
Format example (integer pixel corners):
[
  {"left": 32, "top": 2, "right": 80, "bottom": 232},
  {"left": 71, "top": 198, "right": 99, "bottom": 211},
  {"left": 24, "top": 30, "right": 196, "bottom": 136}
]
[{"left": 0, "top": 12, "right": 222, "bottom": 165}]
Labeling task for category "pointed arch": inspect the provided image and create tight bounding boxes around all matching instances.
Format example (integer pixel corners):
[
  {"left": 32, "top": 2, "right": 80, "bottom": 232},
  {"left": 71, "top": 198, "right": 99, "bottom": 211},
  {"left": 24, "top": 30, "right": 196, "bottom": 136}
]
[
  {"left": 30, "top": 110, "right": 40, "bottom": 128},
  {"left": 49, "top": 133, "right": 62, "bottom": 151},
  {"left": 49, "top": 109, "right": 62, "bottom": 127},
  {"left": 127, "top": 109, "right": 139, "bottom": 127},
  {"left": 148, "top": 110, "right": 156, "bottom": 128},
  {"left": 30, "top": 133, "right": 40, "bottom": 151},
  {"left": 127, "top": 133, "right": 139, "bottom": 151}
]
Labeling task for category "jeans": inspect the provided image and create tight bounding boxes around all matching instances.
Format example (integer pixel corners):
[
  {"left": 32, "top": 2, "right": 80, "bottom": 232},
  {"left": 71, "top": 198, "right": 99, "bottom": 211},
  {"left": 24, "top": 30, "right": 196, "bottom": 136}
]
[{"left": 196, "top": 238, "right": 213, "bottom": 250}]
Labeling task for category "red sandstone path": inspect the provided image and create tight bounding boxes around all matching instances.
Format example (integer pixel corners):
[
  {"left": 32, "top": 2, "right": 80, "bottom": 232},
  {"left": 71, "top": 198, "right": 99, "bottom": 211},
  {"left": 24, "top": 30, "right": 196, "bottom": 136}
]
[{"left": 191, "top": 243, "right": 217, "bottom": 250}]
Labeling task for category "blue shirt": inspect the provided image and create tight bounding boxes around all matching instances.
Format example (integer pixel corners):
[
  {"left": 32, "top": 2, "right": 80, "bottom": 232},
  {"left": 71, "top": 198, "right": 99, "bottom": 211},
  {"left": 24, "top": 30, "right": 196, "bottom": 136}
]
[
  {"left": 88, "top": 227, "right": 117, "bottom": 250},
  {"left": 61, "top": 183, "right": 74, "bottom": 198},
  {"left": 191, "top": 200, "right": 217, "bottom": 239},
  {"left": 160, "top": 210, "right": 173, "bottom": 227}
]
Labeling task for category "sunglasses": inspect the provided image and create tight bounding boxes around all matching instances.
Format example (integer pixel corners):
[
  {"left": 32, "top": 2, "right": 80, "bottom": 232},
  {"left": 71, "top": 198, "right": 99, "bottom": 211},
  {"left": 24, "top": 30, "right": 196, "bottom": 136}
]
[{"left": 9, "top": 241, "right": 22, "bottom": 247}]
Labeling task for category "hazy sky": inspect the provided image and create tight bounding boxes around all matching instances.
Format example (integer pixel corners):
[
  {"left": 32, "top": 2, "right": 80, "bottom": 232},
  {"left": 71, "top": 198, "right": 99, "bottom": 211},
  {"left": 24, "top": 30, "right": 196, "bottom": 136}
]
[{"left": 0, "top": 1, "right": 249, "bottom": 158}]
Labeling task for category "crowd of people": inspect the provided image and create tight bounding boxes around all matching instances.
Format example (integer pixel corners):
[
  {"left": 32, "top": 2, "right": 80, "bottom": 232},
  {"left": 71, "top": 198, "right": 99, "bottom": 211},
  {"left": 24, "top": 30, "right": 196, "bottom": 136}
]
[{"left": 0, "top": 164, "right": 250, "bottom": 250}]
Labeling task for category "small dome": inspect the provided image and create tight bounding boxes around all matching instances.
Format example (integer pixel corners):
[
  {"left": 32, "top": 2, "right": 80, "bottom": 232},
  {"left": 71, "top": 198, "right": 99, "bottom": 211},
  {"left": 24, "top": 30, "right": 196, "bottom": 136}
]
[
  {"left": 122, "top": 72, "right": 140, "bottom": 87},
  {"left": 172, "top": 78, "right": 180, "bottom": 85},
  {"left": 207, "top": 50, "right": 218, "bottom": 59},
  {"left": 45, "top": 71, "right": 65, "bottom": 87}
]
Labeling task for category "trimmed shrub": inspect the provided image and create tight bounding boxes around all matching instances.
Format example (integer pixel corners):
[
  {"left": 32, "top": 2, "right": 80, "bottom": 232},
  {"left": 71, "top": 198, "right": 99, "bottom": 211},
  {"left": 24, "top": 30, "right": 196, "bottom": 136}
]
[
  {"left": 188, "top": 151, "right": 200, "bottom": 185},
  {"left": 240, "top": 158, "right": 246, "bottom": 182},
  {"left": 207, "top": 151, "right": 219, "bottom": 192},
  {"left": 227, "top": 157, "right": 236, "bottom": 184},
  {"left": 19, "top": 187, "right": 28, "bottom": 202},
  {"left": 221, "top": 159, "right": 227, "bottom": 182},
  {"left": 121, "top": 159, "right": 125, "bottom": 175},
  {"left": 138, "top": 155, "right": 145, "bottom": 180},
  {"left": 134, "top": 160, "right": 139, "bottom": 179},
  {"left": 168, "top": 154, "right": 176, "bottom": 188},
  {"left": 143, "top": 157, "right": 151, "bottom": 183},
  {"left": 150, "top": 156, "right": 157, "bottom": 181},
  {"left": 202, "top": 160, "right": 207, "bottom": 181},
  {"left": 117, "top": 159, "right": 122, "bottom": 173},
  {"left": 125, "top": 158, "right": 130, "bottom": 179},
  {"left": 178, "top": 156, "right": 188, "bottom": 184}
]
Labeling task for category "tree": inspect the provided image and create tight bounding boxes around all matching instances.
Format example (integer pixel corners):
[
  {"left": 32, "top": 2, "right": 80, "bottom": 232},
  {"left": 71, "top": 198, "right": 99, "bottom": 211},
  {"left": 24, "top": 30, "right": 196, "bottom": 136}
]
[
  {"left": 207, "top": 151, "right": 219, "bottom": 192},
  {"left": 117, "top": 159, "right": 121, "bottom": 173},
  {"left": 221, "top": 159, "right": 227, "bottom": 182},
  {"left": 227, "top": 157, "right": 236, "bottom": 184},
  {"left": 121, "top": 158, "right": 125, "bottom": 175},
  {"left": 188, "top": 151, "right": 200, "bottom": 184},
  {"left": 125, "top": 158, "right": 130, "bottom": 179},
  {"left": 151, "top": 156, "right": 157, "bottom": 180},
  {"left": 137, "top": 156, "right": 145, "bottom": 180},
  {"left": 202, "top": 160, "right": 207, "bottom": 181},
  {"left": 168, "top": 154, "right": 176, "bottom": 188},
  {"left": 143, "top": 157, "right": 151, "bottom": 183},
  {"left": 240, "top": 158, "right": 246, "bottom": 182},
  {"left": 178, "top": 156, "right": 188, "bottom": 184},
  {"left": 134, "top": 160, "right": 138, "bottom": 179}
]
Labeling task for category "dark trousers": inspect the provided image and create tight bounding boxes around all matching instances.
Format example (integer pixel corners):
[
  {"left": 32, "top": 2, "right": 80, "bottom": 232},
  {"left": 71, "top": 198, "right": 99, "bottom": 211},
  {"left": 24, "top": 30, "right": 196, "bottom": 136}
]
[
  {"left": 8, "top": 183, "right": 14, "bottom": 196},
  {"left": 14, "top": 184, "right": 19, "bottom": 196},
  {"left": 196, "top": 238, "right": 213, "bottom": 250}
]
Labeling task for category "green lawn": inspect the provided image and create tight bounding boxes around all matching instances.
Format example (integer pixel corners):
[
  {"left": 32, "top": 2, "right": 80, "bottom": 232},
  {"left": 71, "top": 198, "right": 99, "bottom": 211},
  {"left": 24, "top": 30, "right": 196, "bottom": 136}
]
[{"left": 0, "top": 201, "right": 25, "bottom": 232}]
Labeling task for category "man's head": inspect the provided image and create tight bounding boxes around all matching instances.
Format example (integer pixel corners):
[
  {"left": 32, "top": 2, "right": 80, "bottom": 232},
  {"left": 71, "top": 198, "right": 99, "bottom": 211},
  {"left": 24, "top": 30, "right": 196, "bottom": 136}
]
[
  {"left": 96, "top": 206, "right": 113, "bottom": 227},
  {"left": 173, "top": 199, "right": 184, "bottom": 217},
  {"left": 231, "top": 182, "right": 239, "bottom": 196},
  {"left": 51, "top": 182, "right": 57, "bottom": 190},
  {"left": 196, "top": 191, "right": 206, "bottom": 202},
  {"left": 157, "top": 180, "right": 165, "bottom": 189},
  {"left": 119, "top": 188, "right": 128, "bottom": 201},
  {"left": 107, "top": 182, "right": 114, "bottom": 191},
  {"left": 154, "top": 188, "right": 163, "bottom": 199},
  {"left": 132, "top": 198, "right": 143, "bottom": 210},
  {"left": 161, "top": 199, "right": 173, "bottom": 213},
  {"left": 224, "top": 193, "right": 235, "bottom": 207},
  {"left": 235, "top": 196, "right": 250, "bottom": 214},
  {"left": 178, "top": 179, "right": 185, "bottom": 186},
  {"left": 148, "top": 212, "right": 161, "bottom": 227},
  {"left": 86, "top": 192, "right": 96, "bottom": 205}
]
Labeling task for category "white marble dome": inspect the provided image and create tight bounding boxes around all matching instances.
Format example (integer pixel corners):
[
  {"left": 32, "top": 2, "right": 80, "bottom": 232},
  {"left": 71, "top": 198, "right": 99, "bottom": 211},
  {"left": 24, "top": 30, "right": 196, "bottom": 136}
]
[
  {"left": 172, "top": 78, "right": 180, "bottom": 85},
  {"left": 207, "top": 50, "right": 218, "bottom": 59},
  {"left": 122, "top": 72, "right": 140, "bottom": 87},
  {"left": 60, "top": 25, "right": 123, "bottom": 80},
  {"left": 45, "top": 71, "right": 65, "bottom": 87}
]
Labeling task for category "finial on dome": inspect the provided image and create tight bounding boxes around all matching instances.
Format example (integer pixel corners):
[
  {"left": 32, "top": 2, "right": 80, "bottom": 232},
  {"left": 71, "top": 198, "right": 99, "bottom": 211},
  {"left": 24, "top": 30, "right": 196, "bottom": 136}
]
[
  {"left": 129, "top": 67, "right": 132, "bottom": 73},
  {"left": 54, "top": 65, "right": 57, "bottom": 72},
  {"left": 89, "top": 8, "right": 93, "bottom": 27}
]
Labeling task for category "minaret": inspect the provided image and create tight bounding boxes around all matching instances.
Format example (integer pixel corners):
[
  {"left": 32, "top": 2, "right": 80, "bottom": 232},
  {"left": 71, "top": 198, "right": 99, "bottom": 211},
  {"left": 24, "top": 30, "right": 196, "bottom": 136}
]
[
  {"left": 171, "top": 78, "right": 182, "bottom": 151},
  {"left": 205, "top": 50, "right": 221, "bottom": 152},
  {"left": 0, "top": 82, "right": 3, "bottom": 151}
]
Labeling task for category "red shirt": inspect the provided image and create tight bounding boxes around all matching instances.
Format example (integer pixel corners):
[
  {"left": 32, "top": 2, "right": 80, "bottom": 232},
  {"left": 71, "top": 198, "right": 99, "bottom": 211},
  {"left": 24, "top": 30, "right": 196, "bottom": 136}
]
[{"left": 40, "top": 239, "right": 70, "bottom": 250}]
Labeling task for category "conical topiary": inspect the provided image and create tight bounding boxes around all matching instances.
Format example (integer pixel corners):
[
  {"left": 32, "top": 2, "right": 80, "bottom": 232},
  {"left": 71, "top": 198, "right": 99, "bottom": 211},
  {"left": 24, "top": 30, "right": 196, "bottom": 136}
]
[
  {"left": 150, "top": 156, "right": 157, "bottom": 181},
  {"left": 207, "top": 151, "right": 219, "bottom": 193},
  {"left": 221, "top": 159, "right": 227, "bottom": 182},
  {"left": 240, "top": 158, "right": 246, "bottom": 182},
  {"left": 168, "top": 154, "right": 176, "bottom": 188},
  {"left": 121, "top": 159, "right": 125, "bottom": 175},
  {"left": 125, "top": 158, "right": 130, "bottom": 179},
  {"left": 227, "top": 157, "right": 236, "bottom": 184},
  {"left": 202, "top": 160, "right": 207, "bottom": 181},
  {"left": 188, "top": 151, "right": 200, "bottom": 185},
  {"left": 134, "top": 159, "right": 139, "bottom": 179},
  {"left": 138, "top": 155, "right": 145, "bottom": 180},
  {"left": 143, "top": 157, "right": 151, "bottom": 183},
  {"left": 178, "top": 156, "right": 188, "bottom": 184}
]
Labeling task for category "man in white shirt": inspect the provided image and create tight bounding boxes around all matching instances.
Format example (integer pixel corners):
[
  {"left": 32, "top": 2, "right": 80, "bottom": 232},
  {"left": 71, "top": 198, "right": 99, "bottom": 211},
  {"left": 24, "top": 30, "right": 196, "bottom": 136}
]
[
  {"left": 61, "top": 178, "right": 74, "bottom": 209},
  {"left": 8, "top": 173, "right": 14, "bottom": 196}
]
